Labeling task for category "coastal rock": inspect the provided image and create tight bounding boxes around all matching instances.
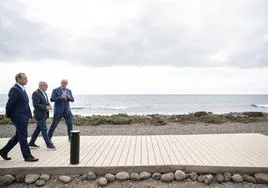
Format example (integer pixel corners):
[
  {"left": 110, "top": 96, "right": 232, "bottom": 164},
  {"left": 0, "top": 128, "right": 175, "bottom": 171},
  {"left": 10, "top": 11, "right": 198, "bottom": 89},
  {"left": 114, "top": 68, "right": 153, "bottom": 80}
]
[
  {"left": 15, "top": 174, "right": 25, "bottom": 183},
  {"left": 224, "top": 172, "right": 232, "bottom": 182},
  {"left": 255, "top": 173, "right": 268, "bottom": 184},
  {"left": 59, "top": 175, "right": 72, "bottom": 184},
  {"left": 81, "top": 173, "right": 88, "bottom": 180},
  {"left": 25, "top": 174, "right": 40, "bottom": 184},
  {"left": 0, "top": 174, "right": 15, "bottom": 187},
  {"left": 189, "top": 172, "right": 198, "bottom": 181},
  {"left": 161, "top": 173, "right": 174, "bottom": 182},
  {"left": 175, "top": 170, "right": 186, "bottom": 181},
  {"left": 232, "top": 174, "right": 243, "bottom": 183},
  {"left": 197, "top": 175, "right": 206, "bottom": 183},
  {"left": 242, "top": 174, "right": 256, "bottom": 183},
  {"left": 97, "top": 177, "right": 108, "bottom": 186},
  {"left": 40, "top": 174, "right": 50, "bottom": 181},
  {"left": 130, "top": 173, "right": 140, "bottom": 181},
  {"left": 152, "top": 172, "right": 161, "bottom": 180},
  {"left": 215, "top": 173, "right": 224, "bottom": 183},
  {"left": 104, "top": 173, "right": 115, "bottom": 182},
  {"left": 87, "top": 172, "right": 97, "bottom": 181},
  {"left": 36, "top": 180, "right": 46, "bottom": 187},
  {"left": 204, "top": 174, "right": 214, "bottom": 184},
  {"left": 115, "top": 172, "right": 129, "bottom": 180},
  {"left": 140, "top": 171, "right": 151, "bottom": 180}
]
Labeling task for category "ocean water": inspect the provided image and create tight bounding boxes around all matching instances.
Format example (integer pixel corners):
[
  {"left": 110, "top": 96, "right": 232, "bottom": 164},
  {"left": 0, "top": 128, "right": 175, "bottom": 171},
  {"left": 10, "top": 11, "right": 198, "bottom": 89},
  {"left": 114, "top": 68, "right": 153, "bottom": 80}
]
[{"left": 0, "top": 94, "right": 268, "bottom": 116}]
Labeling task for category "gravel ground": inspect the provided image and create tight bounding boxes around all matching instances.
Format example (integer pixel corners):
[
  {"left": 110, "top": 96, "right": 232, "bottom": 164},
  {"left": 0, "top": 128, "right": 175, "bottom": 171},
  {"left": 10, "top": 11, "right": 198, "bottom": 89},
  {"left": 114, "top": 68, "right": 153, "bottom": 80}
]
[
  {"left": 5, "top": 180, "right": 268, "bottom": 188},
  {"left": 0, "top": 121, "right": 268, "bottom": 138}
]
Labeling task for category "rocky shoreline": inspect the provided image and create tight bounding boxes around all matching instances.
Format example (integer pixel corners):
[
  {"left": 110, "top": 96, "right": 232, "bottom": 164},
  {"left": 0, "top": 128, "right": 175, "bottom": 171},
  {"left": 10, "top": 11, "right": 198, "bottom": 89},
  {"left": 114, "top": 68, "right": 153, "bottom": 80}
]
[
  {"left": 0, "top": 111, "right": 267, "bottom": 126},
  {"left": 1, "top": 170, "right": 268, "bottom": 187}
]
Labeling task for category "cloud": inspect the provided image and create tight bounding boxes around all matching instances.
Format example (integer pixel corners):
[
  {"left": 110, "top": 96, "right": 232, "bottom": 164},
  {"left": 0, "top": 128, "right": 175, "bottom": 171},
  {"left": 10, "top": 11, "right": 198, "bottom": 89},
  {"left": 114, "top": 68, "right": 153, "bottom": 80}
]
[
  {"left": 0, "top": 1, "right": 66, "bottom": 61},
  {"left": 0, "top": 0, "right": 267, "bottom": 68}
]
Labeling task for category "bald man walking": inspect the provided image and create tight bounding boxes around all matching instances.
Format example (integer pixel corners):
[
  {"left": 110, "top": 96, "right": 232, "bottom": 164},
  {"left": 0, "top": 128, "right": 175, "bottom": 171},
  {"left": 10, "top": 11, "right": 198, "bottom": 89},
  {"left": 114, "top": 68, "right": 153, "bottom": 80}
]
[
  {"left": 29, "top": 81, "right": 55, "bottom": 149},
  {"left": 48, "top": 79, "right": 74, "bottom": 142}
]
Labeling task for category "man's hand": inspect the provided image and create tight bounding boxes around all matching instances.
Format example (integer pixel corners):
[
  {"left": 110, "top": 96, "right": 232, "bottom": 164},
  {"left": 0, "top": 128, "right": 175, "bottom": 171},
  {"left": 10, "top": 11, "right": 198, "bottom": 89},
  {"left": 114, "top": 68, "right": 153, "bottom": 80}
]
[
  {"left": 46, "top": 105, "right": 52, "bottom": 111},
  {"left": 60, "top": 94, "right": 67, "bottom": 99}
]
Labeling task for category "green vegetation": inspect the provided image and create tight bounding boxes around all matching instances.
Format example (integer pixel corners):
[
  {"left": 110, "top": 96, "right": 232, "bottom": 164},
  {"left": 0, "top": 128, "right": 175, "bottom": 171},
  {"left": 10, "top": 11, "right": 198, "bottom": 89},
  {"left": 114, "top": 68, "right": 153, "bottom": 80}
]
[{"left": 0, "top": 111, "right": 267, "bottom": 126}]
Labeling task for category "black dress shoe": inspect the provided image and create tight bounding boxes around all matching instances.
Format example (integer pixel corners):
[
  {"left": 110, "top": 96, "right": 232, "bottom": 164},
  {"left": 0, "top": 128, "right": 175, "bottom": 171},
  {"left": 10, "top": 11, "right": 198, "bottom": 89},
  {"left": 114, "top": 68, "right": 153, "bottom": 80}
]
[
  {"left": 24, "top": 156, "right": 39, "bottom": 162},
  {"left": 0, "top": 149, "right": 11, "bottom": 160},
  {"left": 29, "top": 142, "right": 40, "bottom": 148}
]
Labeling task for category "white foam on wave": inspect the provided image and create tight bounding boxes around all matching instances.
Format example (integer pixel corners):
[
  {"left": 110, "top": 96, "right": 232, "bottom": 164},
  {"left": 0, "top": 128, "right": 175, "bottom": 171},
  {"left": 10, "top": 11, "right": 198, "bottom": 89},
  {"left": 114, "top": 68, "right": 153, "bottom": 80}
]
[
  {"left": 251, "top": 104, "right": 268, "bottom": 108},
  {"left": 90, "top": 105, "right": 129, "bottom": 110}
]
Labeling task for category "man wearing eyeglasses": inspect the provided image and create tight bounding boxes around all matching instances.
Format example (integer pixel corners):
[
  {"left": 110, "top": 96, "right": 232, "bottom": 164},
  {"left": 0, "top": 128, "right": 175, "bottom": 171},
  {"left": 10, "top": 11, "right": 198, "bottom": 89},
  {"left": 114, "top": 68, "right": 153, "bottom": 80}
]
[{"left": 48, "top": 79, "right": 74, "bottom": 143}]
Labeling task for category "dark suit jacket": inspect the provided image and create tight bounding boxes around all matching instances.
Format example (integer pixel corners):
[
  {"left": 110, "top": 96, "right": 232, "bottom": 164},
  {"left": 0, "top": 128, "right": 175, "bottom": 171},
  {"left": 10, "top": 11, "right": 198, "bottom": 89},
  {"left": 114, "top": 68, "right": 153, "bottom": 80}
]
[
  {"left": 50, "top": 87, "right": 74, "bottom": 114},
  {"left": 6, "top": 84, "right": 32, "bottom": 122},
  {"left": 32, "top": 89, "right": 50, "bottom": 120}
]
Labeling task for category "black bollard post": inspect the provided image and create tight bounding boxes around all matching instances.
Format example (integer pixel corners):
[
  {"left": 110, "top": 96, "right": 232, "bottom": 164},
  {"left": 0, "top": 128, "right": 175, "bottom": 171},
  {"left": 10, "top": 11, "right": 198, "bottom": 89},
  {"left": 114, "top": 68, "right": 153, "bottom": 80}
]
[{"left": 70, "top": 130, "right": 80, "bottom": 164}]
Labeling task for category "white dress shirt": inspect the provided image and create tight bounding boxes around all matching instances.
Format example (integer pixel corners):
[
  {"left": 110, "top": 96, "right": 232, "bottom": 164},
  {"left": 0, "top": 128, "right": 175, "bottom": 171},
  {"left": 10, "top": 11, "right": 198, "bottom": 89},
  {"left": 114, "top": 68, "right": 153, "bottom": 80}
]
[{"left": 16, "top": 83, "right": 25, "bottom": 92}]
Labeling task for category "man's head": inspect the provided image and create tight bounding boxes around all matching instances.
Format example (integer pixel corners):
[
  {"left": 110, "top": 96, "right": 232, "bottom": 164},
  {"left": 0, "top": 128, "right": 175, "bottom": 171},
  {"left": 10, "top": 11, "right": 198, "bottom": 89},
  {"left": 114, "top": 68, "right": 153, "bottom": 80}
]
[
  {"left": 15, "top": 73, "right": 28, "bottom": 86},
  {"left": 39, "top": 81, "right": 48, "bottom": 92},
  {"left": 61, "top": 79, "right": 68, "bottom": 88}
]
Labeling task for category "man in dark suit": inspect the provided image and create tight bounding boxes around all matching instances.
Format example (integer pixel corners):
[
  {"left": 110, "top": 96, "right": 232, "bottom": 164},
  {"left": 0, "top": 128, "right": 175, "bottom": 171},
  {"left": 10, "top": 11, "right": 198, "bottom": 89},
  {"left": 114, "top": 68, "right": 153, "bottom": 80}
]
[
  {"left": 29, "top": 81, "right": 56, "bottom": 150},
  {"left": 48, "top": 79, "right": 74, "bottom": 142},
  {"left": 0, "top": 73, "right": 39, "bottom": 162}
]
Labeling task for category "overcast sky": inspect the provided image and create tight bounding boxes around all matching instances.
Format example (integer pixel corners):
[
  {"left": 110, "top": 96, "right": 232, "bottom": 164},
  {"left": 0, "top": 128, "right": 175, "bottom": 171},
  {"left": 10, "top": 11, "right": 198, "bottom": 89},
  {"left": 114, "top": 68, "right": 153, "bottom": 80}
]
[{"left": 0, "top": 0, "right": 267, "bottom": 94}]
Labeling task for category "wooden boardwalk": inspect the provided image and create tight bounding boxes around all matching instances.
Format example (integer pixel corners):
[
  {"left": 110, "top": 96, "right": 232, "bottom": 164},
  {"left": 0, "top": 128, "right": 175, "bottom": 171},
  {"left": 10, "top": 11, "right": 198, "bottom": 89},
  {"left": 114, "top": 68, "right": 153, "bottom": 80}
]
[{"left": 0, "top": 133, "right": 268, "bottom": 175}]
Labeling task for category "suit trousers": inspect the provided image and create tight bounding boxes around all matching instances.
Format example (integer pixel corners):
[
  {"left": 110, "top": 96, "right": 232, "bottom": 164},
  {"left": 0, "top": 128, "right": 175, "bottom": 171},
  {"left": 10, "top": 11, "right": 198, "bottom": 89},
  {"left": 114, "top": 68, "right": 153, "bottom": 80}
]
[
  {"left": 48, "top": 113, "right": 73, "bottom": 139},
  {"left": 1, "top": 118, "right": 32, "bottom": 158},
  {"left": 30, "top": 118, "right": 52, "bottom": 146}
]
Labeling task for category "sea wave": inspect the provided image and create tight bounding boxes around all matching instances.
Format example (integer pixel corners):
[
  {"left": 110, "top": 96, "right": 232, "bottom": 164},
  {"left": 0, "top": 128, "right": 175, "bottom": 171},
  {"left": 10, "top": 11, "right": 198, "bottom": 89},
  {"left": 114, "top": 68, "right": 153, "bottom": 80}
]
[
  {"left": 71, "top": 105, "right": 130, "bottom": 111},
  {"left": 90, "top": 105, "right": 129, "bottom": 110},
  {"left": 71, "top": 106, "right": 87, "bottom": 110},
  {"left": 251, "top": 104, "right": 268, "bottom": 108}
]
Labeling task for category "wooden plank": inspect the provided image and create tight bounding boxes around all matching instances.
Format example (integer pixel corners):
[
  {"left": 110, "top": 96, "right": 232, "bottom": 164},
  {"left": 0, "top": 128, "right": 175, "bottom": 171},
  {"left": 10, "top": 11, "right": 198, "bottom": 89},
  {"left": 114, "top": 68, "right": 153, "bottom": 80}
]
[
  {"left": 125, "top": 136, "right": 136, "bottom": 166},
  {"left": 159, "top": 135, "right": 180, "bottom": 165},
  {"left": 101, "top": 136, "right": 122, "bottom": 166},
  {"left": 141, "top": 136, "right": 149, "bottom": 166},
  {"left": 117, "top": 136, "right": 132, "bottom": 166},
  {"left": 94, "top": 136, "right": 118, "bottom": 166},
  {"left": 110, "top": 136, "right": 128, "bottom": 166},
  {"left": 163, "top": 136, "right": 187, "bottom": 165},
  {"left": 183, "top": 135, "right": 214, "bottom": 166},
  {"left": 146, "top": 136, "right": 156, "bottom": 165},
  {"left": 57, "top": 136, "right": 98, "bottom": 166},
  {"left": 86, "top": 136, "right": 114, "bottom": 166},
  {"left": 174, "top": 135, "right": 204, "bottom": 165},
  {"left": 194, "top": 135, "right": 234, "bottom": 166},
  {"left": 133, "top": 135, "right": 142, "bottom": 166},
  {"left": 168, "top": 135, "right": 190, "bottom": 165},
  {"left": 83, "top": 136, "right": 111, "bottom": 166},
  {"left": 151, "top": 136, "right": 164, "bottom": 165},
  {"left": 155, "top": 136, "right": 171, "bottom": 165},
  {"left": 224, "top": 135, "right": 268, "bottom": 164},
  {"left": 79, "top": 136, "right": 104, "bottom": 166}
]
